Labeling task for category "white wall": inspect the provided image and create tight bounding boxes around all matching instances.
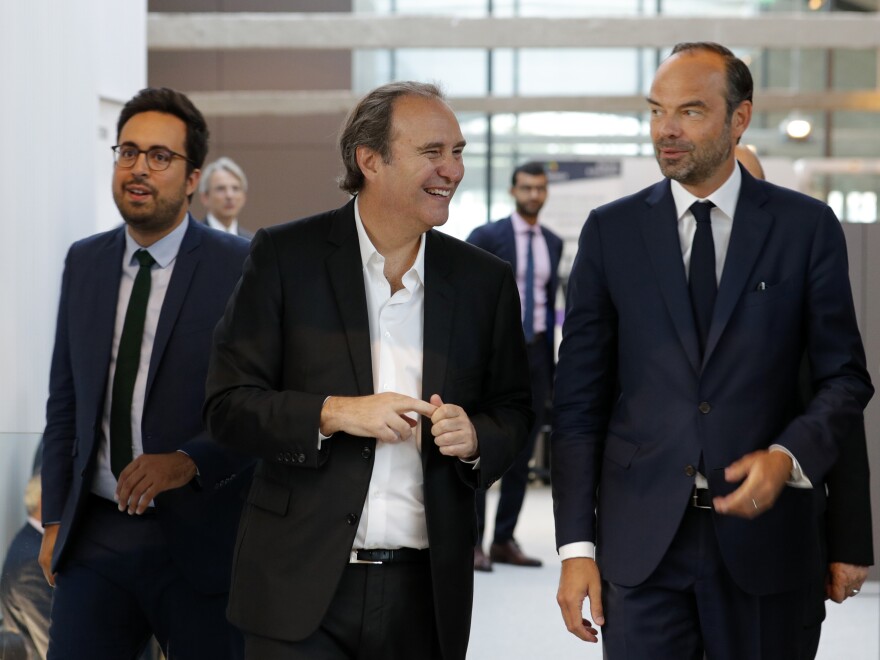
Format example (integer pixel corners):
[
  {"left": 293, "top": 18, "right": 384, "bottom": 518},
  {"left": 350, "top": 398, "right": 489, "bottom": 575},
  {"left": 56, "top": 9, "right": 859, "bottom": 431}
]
[{"left": 0, "top": 0, "right": 146, "bottom": 547}]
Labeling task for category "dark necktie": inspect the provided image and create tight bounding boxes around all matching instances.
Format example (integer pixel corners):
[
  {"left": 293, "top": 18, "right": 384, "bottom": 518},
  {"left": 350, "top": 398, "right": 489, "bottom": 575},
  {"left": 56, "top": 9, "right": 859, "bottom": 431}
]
[
  {"left": 110, "top": 249, "right": 155, "bottom": 478},
  {"left": 688, "top": 201, "right": 716, "bottom": 357},
  {"left": 523, "top": 229, "right": 535, "bottom": 343}
]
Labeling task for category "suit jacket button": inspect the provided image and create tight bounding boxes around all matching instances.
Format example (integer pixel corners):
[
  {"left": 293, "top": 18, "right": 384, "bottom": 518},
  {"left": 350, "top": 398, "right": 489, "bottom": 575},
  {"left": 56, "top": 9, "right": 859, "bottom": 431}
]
[
  {"left": 698, "top": 402, "right": 711, "bottom": 414},
  {"left": 685, "top": 465, "right": 697, "bottom": 477},
  {"left": 346, "top": 513, "right": 359, "bottom": 525},
  {"left": 361, "top": 447, "right": 372, "bottom": 459}
]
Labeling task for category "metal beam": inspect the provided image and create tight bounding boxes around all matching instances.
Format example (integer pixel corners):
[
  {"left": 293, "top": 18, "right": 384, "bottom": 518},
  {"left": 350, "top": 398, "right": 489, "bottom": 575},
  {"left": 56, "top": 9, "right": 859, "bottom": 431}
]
[
  {"left": 185, "top": 89, "right": 880, "bottom": 118},
  {"left": 149, "top": 13, "right": 880, "bottom": 51}
]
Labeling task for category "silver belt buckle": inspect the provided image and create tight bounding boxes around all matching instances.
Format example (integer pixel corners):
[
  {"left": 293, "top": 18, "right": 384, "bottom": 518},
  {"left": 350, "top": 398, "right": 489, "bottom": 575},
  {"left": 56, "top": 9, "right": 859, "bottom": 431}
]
[{"left": 349, "top": 550, "right": 382, "bottom": 565}]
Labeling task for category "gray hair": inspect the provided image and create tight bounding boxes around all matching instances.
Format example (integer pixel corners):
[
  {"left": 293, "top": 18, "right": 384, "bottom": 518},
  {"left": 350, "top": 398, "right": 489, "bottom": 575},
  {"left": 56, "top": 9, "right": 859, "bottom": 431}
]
[
  {"left": 200, "top": 157, "right": 248, "bottom": 194},
  {"left": 337, "top": 81, "right": 447, "bottom": 195}
]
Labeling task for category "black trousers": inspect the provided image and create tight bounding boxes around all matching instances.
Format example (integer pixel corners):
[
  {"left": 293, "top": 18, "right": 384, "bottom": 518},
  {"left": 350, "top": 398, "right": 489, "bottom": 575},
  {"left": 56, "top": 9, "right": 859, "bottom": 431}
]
[
  {"left": 244, "top": 562, "right": 440, "bottom": 660},
  {"left": 47, "top": 495, "right": 242, "bottom": 660},
  {"left": 476, "top": 336, "right": 551, "bottom": 544}
]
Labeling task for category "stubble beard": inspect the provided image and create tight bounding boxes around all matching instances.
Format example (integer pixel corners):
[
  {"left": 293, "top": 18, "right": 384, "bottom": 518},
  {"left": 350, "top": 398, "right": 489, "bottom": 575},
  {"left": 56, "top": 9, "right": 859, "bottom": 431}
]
[
  {"left": 655, "top": 120, "right": 733, "bottom": 187},
  {"left": 114, "top": 180, "right": 189, "bottom": 236}
]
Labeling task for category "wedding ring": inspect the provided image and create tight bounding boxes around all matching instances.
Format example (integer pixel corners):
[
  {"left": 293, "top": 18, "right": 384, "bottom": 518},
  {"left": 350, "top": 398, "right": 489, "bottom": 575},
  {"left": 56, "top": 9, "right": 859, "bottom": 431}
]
[
  {"left": 751, "top": 498, "right": 759, "bottom": 510},
  {"left": 851, "top": 588, "right": 860, "bottom": 596}
]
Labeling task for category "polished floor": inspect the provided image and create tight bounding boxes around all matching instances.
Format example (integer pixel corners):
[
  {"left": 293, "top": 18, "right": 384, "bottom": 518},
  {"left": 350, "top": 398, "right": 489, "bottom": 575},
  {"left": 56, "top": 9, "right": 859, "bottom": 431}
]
[{"left": 469, "top": 485, "right": 880, "bottom": 659}]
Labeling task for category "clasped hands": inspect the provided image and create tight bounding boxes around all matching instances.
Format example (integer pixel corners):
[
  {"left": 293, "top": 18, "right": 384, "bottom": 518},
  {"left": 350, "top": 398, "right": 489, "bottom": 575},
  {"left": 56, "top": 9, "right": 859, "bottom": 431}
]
[{"left": 320, "top": 392, "right": 478, "bottom": 460}]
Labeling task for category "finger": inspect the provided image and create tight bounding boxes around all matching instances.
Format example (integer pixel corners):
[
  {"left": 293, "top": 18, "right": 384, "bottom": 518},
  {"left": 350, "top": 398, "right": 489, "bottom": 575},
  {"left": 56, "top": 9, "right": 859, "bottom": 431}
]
[
  {"left": 430, "top": 394, "right": 444, "bottom": 408},
  {"left": 397, "top": 396, "right": 438, "bottom": 418},
  {"left": 723, "top": 454, "right": 755, "bottom": 483},
  {"left": 589, "top": 582, "right": 605, "bottom": 628},
  {"left": 558, "top": 593, "right": 591, "bottom": 642}
]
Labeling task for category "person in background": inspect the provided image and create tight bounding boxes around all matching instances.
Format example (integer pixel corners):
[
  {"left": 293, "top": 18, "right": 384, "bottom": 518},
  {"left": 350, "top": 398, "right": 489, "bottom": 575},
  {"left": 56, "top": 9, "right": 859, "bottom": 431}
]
[
  {"left": 1, "top": 475, "right": 51, "bottom": 659},
  {"left": 199, "top": 157, "right": 252, "bottom": 239},
  {"left": 734, "top": 143, "right": 873, "bottom": 660},
  {"left": 467, "top": 161, "right": 563, "bottom": 571}
]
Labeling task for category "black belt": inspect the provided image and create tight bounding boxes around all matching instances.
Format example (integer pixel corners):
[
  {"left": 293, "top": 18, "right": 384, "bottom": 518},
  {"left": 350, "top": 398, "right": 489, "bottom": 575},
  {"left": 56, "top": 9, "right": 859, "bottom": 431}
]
[
  {"left": 690, "top": 486, "right": 713, "bottom": 510},
  {"left": 350, "top": 548, "right": 429, "bottom": 564}
]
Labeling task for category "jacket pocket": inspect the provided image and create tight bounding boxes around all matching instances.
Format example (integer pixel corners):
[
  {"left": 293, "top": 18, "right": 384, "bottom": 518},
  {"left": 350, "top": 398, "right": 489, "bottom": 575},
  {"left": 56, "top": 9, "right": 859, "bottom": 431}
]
[{"left": 245, "top": 476, "right": 290, "bottom": 516}]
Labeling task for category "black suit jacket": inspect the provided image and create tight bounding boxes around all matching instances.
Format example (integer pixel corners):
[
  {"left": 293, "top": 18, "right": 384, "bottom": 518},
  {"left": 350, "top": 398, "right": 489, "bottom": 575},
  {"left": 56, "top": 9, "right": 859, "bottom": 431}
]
[
  {"left": 552, "top": 166, "right": 873, "bottom": 596},
  {"left": 466, "top": 216, "right": 563, "bottom": 370},
  {"left": 199, "top": 217, "right": 254, "bottom": 240},
  {"left": 42, "top": 218, "right": 254, "bottom": 594},
  {"left": 204, "top": 199, "right": 532, "bottom": 659}
]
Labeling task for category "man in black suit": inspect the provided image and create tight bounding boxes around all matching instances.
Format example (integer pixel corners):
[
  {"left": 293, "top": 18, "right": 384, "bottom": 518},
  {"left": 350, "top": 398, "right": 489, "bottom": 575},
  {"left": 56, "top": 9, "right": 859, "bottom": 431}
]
[
  {"left": 39, "top": 88, "right": 253, "bottom": 659},
  {"left": 734, "top": 145, "right": 874, "bottom": 659},
  {"left": 199, "top": 157, "right": 253, "bottom": 239},
  {"left": 552, "top": 43, "right": 872, "bottom": 659},
  {"left": 467, "top": 161, "right": 563, "bottom": 571},
  {"left": 204, "top": 81, "right": 532, "bottom": 660},
  {"left": 1, "top": 476, "right": 51, "bottom": 659}
]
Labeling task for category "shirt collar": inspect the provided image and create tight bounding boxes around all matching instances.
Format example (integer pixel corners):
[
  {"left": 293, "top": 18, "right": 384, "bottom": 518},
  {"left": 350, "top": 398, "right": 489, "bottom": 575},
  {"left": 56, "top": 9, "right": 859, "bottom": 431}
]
[
  {"left": 206, "top": 212, "right": 239, "bottom": 234},
  {"left": 124, "top": 213, "right": 189, "bottom": 269},
  {"left": 354, "top": 197, "right": 425, "bottom": 285},
  {"left": 670, "top": 161, "right": 742, "bottom": 221},
  {"left": 511, "top": 211, "right": 540, "bottom": 234}
]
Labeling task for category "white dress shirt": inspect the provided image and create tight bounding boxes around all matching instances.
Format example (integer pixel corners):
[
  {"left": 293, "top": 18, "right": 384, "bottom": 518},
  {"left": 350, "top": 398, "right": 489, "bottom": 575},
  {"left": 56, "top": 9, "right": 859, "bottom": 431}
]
[
  {"left": 206, "top": 212, "right": 240, "bottom": 236},
  {"left": 91, "top": 218, "right": 187, "bottom": 504},
  {"left": 350, "top": 200, "right": 429, "bottom": 551}
]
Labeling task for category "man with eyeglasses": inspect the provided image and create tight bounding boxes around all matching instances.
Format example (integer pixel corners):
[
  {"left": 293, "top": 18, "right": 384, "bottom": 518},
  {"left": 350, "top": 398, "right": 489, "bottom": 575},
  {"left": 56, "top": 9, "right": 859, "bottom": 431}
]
[{"left": 39, "top": 87, "right": 253, "bottom": 660}]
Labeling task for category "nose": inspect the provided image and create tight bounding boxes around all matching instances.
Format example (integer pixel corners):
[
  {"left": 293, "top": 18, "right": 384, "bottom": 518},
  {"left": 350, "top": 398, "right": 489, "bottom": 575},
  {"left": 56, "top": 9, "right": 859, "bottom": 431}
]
[
  {"left": 438, "top": 154, "right": 464, "bottom": 183},
  {"left": 655, "top": 114, "right": 681, "bottom": 139},
  {"left": 131, "top": 151, "right": 151, "bottom": 175}
]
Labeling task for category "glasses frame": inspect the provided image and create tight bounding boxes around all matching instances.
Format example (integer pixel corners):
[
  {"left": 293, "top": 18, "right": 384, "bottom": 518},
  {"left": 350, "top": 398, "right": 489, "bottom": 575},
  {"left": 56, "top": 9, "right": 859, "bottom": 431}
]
[{"left": 111, "top": 144, "right": 195, "bottom": 172}]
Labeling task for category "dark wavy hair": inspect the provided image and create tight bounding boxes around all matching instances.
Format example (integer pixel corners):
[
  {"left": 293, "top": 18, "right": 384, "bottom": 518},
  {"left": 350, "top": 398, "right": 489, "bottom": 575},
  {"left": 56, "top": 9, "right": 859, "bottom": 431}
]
[{"left": 670, "top": 42, "right": 753, "bottom": 120}]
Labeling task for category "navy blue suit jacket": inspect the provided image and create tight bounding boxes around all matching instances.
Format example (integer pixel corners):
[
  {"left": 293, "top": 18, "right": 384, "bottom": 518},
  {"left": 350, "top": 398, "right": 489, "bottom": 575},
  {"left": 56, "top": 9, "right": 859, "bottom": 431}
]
[
  {"left": 42, "top": 217, "right": 254, "bottom": 595},
  {"left": 552, "top": 166, "right": 873, "bottom": 596},
  {"left": 466, "top": 216, "right": 563, "bottom": 367}
]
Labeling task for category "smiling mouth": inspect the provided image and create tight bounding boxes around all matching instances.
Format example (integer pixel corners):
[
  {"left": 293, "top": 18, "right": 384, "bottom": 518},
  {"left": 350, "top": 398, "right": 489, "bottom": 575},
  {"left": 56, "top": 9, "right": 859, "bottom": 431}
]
[{"left": 425, "top": 188, "right": 451, "bottom": 198}]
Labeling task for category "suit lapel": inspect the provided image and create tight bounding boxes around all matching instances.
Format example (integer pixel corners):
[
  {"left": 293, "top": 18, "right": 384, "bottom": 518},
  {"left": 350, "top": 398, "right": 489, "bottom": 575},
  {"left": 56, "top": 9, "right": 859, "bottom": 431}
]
[
  {"left": 326, "top": 201, "right": 374, "bottom": 396},
  {"left": 421, "top": 231, "right": 455, "bottom": 468},
  {"left": 641, "top": 181, "right": 702, "bottom": 374},
  {"left": 703, "top": 172, "right": 773, "bottom": 364},
  {"left": 146, "top": 217, "right": 201, "bottom": 400},
  {"left": 85, "top": 228, "right": 126, "bottom": 422}
]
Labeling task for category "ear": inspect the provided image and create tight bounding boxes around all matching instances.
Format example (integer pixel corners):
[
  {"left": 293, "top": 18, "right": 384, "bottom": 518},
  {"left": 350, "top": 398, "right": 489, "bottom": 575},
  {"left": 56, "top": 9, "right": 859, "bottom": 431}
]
[
  {"left": 731, "top": 100, "right": 752, "bottom": 142},
  {"left": 186, "top": 168, "right": 201, "bottom": 198},
  {"left": 356, "top": 145, "right": 381, "bottom": 182}
]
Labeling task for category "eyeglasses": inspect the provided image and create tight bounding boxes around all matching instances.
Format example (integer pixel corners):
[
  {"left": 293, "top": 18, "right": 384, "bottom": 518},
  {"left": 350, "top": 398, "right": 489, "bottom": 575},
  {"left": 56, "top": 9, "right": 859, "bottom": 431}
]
[{"left": 112, "top": 145, "right": 194, "bottom": 172}]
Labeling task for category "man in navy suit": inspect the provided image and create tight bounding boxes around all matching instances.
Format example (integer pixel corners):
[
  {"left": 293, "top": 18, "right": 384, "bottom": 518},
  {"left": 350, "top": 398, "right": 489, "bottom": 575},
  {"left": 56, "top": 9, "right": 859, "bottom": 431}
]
[
  {"left": 467, "top": 162, "right": 563, "bottom": 570},
  {"left": 552, "top": 42, "right": 872, "bottom": 659},
  {"left": 39, "top": 88, "right": 252, "bottom": 660}
]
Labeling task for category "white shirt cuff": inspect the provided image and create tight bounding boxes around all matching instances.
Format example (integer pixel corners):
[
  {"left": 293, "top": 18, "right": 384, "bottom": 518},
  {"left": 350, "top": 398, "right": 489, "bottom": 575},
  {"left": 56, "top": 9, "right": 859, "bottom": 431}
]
[
  {"left": 559, "top": 541, "right": 596, "bottom": 561},
  {"left": 769, "top": 444, "right": 812, "bottom": 488}
]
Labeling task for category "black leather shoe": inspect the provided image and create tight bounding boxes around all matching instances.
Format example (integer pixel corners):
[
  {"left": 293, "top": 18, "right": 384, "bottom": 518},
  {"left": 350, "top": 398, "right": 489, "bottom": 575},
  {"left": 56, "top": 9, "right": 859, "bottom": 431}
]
[
  {"left": 474, "top": 546, "right": 493, "bottom": 572},
  {"left": 489, "top": 540, "right": 542, "bottom": 567}
]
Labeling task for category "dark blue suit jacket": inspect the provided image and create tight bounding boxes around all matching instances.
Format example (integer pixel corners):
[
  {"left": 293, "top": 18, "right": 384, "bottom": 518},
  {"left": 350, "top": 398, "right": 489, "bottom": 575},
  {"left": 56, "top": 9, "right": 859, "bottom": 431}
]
[
  {"left": 466, "top": 216, "right": 563, "bottom": 367},
  {"left": 42, "top": 217, "right": 253, "bottom": 595},
  {"left": 552, "top": 166, "right": 873, "bottom": 596}
]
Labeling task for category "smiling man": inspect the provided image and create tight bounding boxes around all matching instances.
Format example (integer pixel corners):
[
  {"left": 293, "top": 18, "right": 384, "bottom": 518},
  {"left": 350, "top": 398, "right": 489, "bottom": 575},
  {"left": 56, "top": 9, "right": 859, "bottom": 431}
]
[
  {"left": 40, "top": 87, "right": 253, "bottom": 659},
  {"left": 204, "top": 81, "right": 532, "bottom": 660},
  {"left": 551, "top": 43, "right": 872, "bottom": 659}
]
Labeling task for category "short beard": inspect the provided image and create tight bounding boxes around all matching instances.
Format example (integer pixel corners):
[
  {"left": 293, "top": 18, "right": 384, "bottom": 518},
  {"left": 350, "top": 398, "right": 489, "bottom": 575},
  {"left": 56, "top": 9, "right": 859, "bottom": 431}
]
[
  {"left": 656, "top": 120, "right": 732, "bottom": 186},
  {"left": 114, "top": 182, "right": 189, "bottom": 237}
]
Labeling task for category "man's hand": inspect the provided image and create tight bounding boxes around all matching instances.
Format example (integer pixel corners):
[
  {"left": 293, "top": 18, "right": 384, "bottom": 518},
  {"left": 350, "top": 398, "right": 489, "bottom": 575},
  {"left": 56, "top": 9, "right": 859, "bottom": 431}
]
[
  {"left": 38, "top": 523, "right": 59, "bottom": 587},
  {"left": 826, "top": 562, "right": 869, "bottom": 603},
  {"left": 429, "top": 394, "right": 478, "bottom": 459},
  {"left": 712, "top": 449, "right": 791, "bottom": 518},
  {"left": 557, "top": 557, "right": 603, "bottom": 643},
  {"left": 115, "top": 452, "right": 198, "bottom": 515},
  {"left": 320, "top": 393, "right": 437, "bottom": 443}
]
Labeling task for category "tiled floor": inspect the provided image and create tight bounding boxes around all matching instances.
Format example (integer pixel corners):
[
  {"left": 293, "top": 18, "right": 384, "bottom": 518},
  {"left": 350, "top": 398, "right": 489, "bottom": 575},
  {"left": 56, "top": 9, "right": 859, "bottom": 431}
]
[{"left": 469, "top": 485, "right": 880, "bottom": 659}]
